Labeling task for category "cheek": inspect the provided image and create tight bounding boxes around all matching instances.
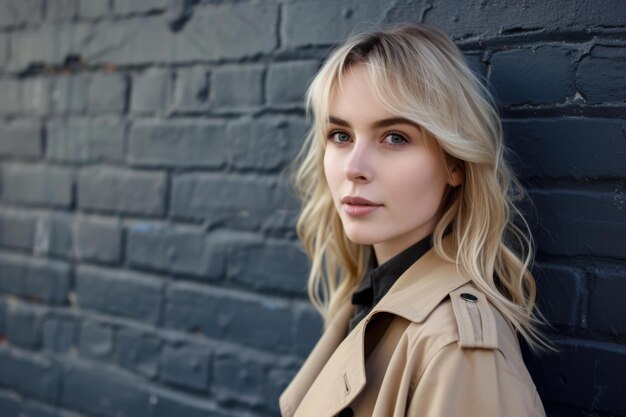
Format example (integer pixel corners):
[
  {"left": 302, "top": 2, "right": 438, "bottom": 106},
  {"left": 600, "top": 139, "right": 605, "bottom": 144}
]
[
  {"left": 323, "top": 149, "right": 339, "bottom": 195},
  {"left": 389, "top": 156, "right": 447, "bottom": 210}
]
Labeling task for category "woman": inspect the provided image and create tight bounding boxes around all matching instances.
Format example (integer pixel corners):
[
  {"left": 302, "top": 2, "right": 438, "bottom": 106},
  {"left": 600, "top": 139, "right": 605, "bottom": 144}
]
[{"left": 281, "top": 23, "right": 550, "bottom": 417}]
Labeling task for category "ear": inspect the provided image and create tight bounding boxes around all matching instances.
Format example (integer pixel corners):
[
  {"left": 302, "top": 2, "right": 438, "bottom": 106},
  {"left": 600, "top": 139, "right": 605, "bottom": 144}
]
[{"left": 448, "top": 163, "right": 463, "bottom": 187}]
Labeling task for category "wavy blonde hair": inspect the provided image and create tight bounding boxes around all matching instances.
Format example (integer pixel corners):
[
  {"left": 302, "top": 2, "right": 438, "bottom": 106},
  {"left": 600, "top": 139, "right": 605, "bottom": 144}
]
[{"left": 291, "top": 23, "right": 550, "bottom": 350}]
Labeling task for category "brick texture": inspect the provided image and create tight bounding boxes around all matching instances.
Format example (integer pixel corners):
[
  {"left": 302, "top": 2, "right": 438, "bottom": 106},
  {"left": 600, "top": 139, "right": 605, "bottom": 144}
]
[{"left": 0, "top": 1, "right": 624, "bottom": 417}]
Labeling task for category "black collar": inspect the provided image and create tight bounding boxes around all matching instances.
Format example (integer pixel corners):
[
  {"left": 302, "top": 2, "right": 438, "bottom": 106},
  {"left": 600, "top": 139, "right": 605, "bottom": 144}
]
[{"left": 351, "top": 233, "right": 434, "bottom": 308}]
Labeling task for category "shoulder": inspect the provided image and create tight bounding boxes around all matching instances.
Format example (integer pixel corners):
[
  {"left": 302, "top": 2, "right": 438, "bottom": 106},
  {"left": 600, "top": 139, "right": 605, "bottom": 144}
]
[
  {"left": 404, "top": 336, "right": 545, "bottom": 417},
  {"left": 396, "top": 284, "right": 545, "bottom": 416},
  {"left": 398, "top": 281, "right": 542, "bottom": 397},
  {"left": 403, "top": 282, "right": 501, "bottom": 346},
  {"left": 401, "top": 282, "right": 530, "bottom": 379}
]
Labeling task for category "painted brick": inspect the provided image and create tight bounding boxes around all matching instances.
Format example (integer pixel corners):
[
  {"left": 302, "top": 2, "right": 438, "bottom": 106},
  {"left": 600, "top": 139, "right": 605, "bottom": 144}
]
[
  {"left": 0, "top": 163, "right": 73, "bottom": 208},
  {"left": 159, "top": 344, "right": 210, "bottom": 390},
  {"left": 61, "top": 362, "right": 152, "bottom": 417},
  {"left": 284, "top": 0, "right": 388, "bottom": 48},
  {"left": 78, "top": 319, "right": 114, "bottom": 360},
  {"left": 0, "top": 0, "right": 44, "bottom": 28},
  {"left": 171, "top": 174, "right": 299, "bottom": 228},
  {"left": 47, "top": 117, "right": 126, "bottom": 163},
  {"left": 0, "top": 79, "right": 22, "bottom": 114},
  {"left": 0, "top": 346, "right": 60, "bottom": 403},
  {"left": 74, "top": 215, "right": 122, "bottom": 264},
  {"left": 6, "top": 302, "right": 45, "bottom": 349},
  {"left": 170, "top": 67, "right": 210, "bottom": 112},
  {"left": 130, "top": 68, "right": 172, "bottom": 114},
  {"left": 213, "top": 349, "right": 268, "bottom": 407},
  {"left": 588, "top": 266, "right": 626, "bottom": 336},
  {"left": 82, "top": 3, "right": 277, "bottom": 66},
  {"left": 267, "top": 61, "right": 318, "bottom": 106},
  {"left": 530, "top": 190, "right": 625, "bottom": 260},
  {"left": 388, "top": 0, "right": 626, "bottom": 39},
  {"left": 0, "top": 253, "right": 71, "bottom": 304},
  {"left": 0, "top": 34, "right": 8, "bottom": 68},
  {"left": 0, "top": 209, "right": 36, "bottom": 251},
  {"left": 165, "top": 283, "right": 293, "bottom": 353},
  {"left": 152, "top": 393, "right": 232, "bottom": 417},
  {"left": 532, "top": 263, "right": 584, "bottom": 328},
  {"left": 266, "top": 361, "right": 304, "bottom": 413},
  {"left": 577, "top": 45, "right": 626, "bottom": 103},
  {"left": 227, "top": 237, "right": 309, "bottom": 294},
  {"left": 50, "top": 74, "right": 89, "bottom": 115},
  {"left": 213, "top": 348, "right": 297, "bottom": 412},
  {"left": 489, "top": 46, "right": 576, "bottom": 105},
  {"left": 113, "top": 0, "right": 168, "bottom": 14},
  {"left": 22, "top": 401, "right": 87, "bottom": 417},
  {"left": 126, "top": 223, "right": 224, "bottom": 278},
  {"left": 76, "top": 265, "right": 164, "bottom": 324},
  {"left": 128, "top": 120, "right": 227, "bottom": 168},
  {"left": 79, "top": 0, "right": 111, "bottom": 18},
  {"left": 293, "top": 302, "right": 323, "bottom": 358},
  {"left": 527, "top": 341, "right": 626, "bottom": 416},
  {"left": 34, "top": 212, "right": 74, "bottom": 258},
  {"left": 87, "top": 72, "right": 128, "bottom": 114},
  {"left": 42, "top": 316, "right": 78, "bottom": 353},
  {"left": 82, "top": 19, "right": 171, "bottom": 66},
  {"left": 227, "top": 117, "right": 308, "bottom": 172},
  {"left": 78, "top": 167, "right": 166, "bottom": 216},
  {"left": 47, "top": 0, "right": 78, "bottom": 22},
  {"left": 211, "top": 65, "right": 264, "bottom": 109},
  {"left": 261, "top": 207, "right": 300, "bottom": 240},
  {"left": 0, "top": 119, "right": 43, "bottom": 159},
  {"left": 170, "top": 3, "right": 278, "bottom": 62},
  {"left": 504, "top": 118, "right": 626, "bottom": 179},
  {"left": 21, "top": 78, "right": 50, "bottom": 115},
  {"left": 463, "top": 53, "right": 488, "bottom": 79},
  {"left": 0, "top": 391, "right": 19, "bottom": 417},
  {"left": 8, "top": 25, "right": 88, "bottom": 72},
  {"left": 116, "top": 326, "right": 161, "bottom": 378},
  {"left": 0, "top": 298, "right": 6, "bottom": 335}
]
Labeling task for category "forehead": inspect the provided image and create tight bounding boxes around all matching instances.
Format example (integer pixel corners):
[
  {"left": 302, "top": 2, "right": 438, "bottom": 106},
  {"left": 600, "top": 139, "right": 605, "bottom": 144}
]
[{"left": 328, "top": 64, "right": 396, "bottom": 122}]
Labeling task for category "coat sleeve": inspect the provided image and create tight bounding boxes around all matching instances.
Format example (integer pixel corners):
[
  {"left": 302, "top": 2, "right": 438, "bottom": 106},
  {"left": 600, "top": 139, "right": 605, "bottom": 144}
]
[{"left": 404, "top": 342, "right": 545, "bottom": 417}]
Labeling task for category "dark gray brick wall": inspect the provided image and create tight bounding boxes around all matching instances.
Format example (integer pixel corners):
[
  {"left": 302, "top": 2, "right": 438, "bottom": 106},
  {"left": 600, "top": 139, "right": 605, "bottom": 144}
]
[
  {"left": 0, "top": 1, "right": 623, "bottom": 417},
  {"left": 47, "top": 117, "right": 126, "bottom": 163},
  {"left": 128, "top": 120, "right": 228, "bottom": 168}
]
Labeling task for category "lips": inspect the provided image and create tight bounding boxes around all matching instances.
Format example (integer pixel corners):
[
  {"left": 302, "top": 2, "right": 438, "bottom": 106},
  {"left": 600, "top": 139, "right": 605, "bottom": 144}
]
[
  {"left": 340, "top": 196, "right": 381, "bottom": 206},
  {"left": 340, "top": 196, "right": 382, "bottom": 217}
]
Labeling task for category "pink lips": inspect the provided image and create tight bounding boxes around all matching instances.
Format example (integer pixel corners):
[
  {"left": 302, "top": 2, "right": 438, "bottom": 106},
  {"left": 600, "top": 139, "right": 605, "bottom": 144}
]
[{"left": 340, "top": 196, "right": 382, "bottom": 217}]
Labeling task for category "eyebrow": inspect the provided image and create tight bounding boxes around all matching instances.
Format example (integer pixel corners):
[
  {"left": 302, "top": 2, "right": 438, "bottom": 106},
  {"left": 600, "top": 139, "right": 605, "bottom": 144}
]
[{"left": 328, "top": 115, "right": 419, "bottom": 129}]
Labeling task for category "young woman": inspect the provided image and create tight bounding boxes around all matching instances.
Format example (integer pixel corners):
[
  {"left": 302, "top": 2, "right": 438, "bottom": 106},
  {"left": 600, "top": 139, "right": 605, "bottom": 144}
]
[{"left": 280, "top": 23, "right": 549, "bottom": 417}]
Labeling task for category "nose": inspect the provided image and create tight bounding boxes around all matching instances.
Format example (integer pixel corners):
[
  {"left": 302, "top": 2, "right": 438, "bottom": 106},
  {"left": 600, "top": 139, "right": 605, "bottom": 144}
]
[{"left": 344, "top": 140, "right": 372, "bottom": 183}]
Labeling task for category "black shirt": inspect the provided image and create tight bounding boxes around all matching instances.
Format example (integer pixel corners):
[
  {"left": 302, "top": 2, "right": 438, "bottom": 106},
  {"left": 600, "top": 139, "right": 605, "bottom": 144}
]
[{"left": 347, "top": 233, "right": 434, "bottom": 334}]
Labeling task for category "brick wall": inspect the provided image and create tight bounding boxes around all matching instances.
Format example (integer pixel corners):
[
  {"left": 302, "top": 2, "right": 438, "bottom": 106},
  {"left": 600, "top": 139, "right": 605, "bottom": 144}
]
[{"left": 0, "top": 1, "right": 623, "bottom": 416}]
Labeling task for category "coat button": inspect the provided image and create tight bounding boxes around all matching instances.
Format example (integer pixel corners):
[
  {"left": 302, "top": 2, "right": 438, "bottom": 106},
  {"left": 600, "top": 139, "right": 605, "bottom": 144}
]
[
  {"left": 337, "top": 407, "right": 354, "bottom": 417},
  {"left": 460, "top": 293, "right": 478, "bottom": 302}
]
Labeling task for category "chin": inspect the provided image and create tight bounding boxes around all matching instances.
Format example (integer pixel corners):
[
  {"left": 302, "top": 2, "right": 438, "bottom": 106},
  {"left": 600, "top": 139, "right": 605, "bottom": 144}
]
[{"left": 342, "top": 227, "right": 381, "bottom": 246}]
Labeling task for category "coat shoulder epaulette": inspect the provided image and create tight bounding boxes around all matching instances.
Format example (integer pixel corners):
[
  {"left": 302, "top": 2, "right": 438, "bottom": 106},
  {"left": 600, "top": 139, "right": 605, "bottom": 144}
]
[{"left": 448, "top": 285, "right": 499, "bottom": 349}]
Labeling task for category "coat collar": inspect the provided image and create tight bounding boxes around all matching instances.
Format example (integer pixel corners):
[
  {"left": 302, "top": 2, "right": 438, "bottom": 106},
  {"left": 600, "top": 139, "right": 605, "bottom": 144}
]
[{"left": 279, "top": 234, "right": 470, "bottom": 417}]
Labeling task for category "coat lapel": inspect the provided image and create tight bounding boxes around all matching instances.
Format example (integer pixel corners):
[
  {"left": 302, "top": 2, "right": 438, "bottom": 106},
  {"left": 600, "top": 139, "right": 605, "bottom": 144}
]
[{"left": 279, "top": 235, "right": 470, "bottom": 417}]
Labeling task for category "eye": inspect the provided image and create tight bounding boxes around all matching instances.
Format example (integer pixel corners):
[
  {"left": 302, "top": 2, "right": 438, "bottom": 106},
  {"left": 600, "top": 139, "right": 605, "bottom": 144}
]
[
  {"left": 382, "top": 131, "right": 409, "bottom": 146},
  {"left": 327, "top": 131, "right": 351, "bottom": 144}
]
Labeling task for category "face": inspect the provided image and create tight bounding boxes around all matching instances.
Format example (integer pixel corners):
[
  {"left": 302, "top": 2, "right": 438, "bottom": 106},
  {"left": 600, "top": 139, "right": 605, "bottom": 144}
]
[{"left": 323, "top": 64, "right": 461, "bottom": 264}]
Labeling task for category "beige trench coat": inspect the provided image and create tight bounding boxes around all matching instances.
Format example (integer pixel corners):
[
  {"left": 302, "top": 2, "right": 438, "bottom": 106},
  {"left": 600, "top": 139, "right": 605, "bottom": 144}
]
[{"left": 279, "top": 235, "right": 546, "bottom": 417}]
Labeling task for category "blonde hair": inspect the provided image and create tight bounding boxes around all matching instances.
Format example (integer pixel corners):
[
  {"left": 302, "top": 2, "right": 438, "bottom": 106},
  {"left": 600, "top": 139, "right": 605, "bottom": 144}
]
[{"left": 291, "top": 23, "right": 550, "bottom": 350}]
